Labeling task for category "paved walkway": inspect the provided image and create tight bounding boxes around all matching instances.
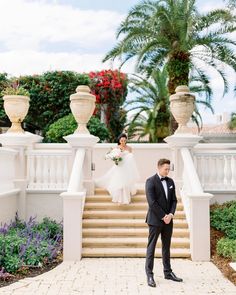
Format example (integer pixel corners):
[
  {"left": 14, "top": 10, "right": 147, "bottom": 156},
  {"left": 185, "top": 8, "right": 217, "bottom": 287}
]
[{"left": 0, "top": 259, "right": 235, "bottom": 295}]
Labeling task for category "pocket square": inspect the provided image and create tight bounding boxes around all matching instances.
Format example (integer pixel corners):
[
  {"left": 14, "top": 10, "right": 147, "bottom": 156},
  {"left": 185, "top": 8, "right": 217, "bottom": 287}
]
[{"left": 169, "top": 185, "right": 173, "bottom": 189}]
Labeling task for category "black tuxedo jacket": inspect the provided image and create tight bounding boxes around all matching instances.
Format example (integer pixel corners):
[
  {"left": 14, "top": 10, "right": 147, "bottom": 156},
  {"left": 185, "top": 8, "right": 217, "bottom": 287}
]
[{"left": 145, "top": 174, "right": 177, "bottom": 226}]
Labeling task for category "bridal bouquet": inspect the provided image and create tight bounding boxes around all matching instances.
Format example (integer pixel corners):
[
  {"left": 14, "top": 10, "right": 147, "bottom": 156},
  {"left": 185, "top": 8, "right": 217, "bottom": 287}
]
[{"left": 105, "top": 148, "right": 123, "bottom": 165}]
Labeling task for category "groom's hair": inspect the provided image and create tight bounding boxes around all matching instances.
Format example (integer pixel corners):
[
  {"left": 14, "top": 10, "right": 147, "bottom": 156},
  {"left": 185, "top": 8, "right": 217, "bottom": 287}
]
[{"left": 158, "top": 158, "right": 170, "bottom": 167}]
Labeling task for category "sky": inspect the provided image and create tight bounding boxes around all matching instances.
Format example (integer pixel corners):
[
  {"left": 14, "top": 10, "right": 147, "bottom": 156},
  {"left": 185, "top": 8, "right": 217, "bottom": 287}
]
[{"left": 0, "top": 0, "right": 235, "bottom": 124}]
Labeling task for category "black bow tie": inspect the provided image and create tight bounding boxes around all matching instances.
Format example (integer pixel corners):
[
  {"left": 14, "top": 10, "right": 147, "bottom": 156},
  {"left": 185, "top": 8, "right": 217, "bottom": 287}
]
[{"left": 160, "top": 177, "right": 168, "bottom": 181}]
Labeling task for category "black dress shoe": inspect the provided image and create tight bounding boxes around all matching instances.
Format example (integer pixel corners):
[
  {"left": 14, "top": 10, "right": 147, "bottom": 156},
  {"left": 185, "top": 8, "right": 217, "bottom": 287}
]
[
  {"left": 165, "top": 272, "right": 183, "bottom": 282},
  {"left": 147, "top": 276, "right": 156, "bottom": 287}
]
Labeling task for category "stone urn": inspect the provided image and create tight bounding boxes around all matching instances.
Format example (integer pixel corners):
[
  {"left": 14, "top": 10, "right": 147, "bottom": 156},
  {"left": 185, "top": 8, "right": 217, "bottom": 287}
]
[
  {"left": 169, "top": 85, "right": 195, "bottom": 133},
  {"left": 70, "top": 85, "right": 96, "bottom": 134},
  {"left": 3, "top": 95, "right": 30, "bottom": 133}
]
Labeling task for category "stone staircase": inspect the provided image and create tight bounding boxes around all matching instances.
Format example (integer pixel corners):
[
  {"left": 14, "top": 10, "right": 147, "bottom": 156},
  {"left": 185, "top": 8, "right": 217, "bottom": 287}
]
[{"left": 82, "top": 188, "right": 190, "bottom": 258}]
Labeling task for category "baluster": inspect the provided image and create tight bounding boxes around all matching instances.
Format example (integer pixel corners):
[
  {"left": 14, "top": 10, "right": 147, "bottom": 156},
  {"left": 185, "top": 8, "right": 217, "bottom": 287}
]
[
  {"left": 42, "top": 156, "right": 49, "bottom": 189},
  {"left": 203, "top": 156, "right": 210, "bottom": 190},
  {"left": 63, "top": 156, "right": 69, "bottom": 189},
  {"left": 215, "top": 155, "right": 221, "bottom": 189},
  {"left": 49, "top": 156, "right": 56, "bottom": 189},
  {"left": 196, "top": 155, "right": 203, "bottom": 184},
  {"left": 36, "top": 155, "right": 43, "bottom": 189},
  {"left": 56, "top": 156, "right": 63, "bottom": 189},
  {"left": 28, "top": 154, "right": 35, "bottom": 189},
  {"left": 231, "top": 155, "right": 236, "bottom": 188},
  {"left": 226, "top": 155, "right": 232, "bottom": 188},
  {"left": 210, "top": 156, "right": 217, "bottom": 189},
  {"left": 223, "top": 155, "right": 232, "bottom": 188},
  {"left": 199, "top": 156, "right": 204, "bottom": 186}
]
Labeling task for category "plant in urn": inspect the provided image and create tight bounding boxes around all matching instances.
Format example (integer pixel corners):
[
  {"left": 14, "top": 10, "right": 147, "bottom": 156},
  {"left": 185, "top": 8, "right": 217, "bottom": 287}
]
[
  {"left": 2, "top": 82, "right": 30, "bottom": 133},
  {"left": 70, "top": 85, "right": 96, "bottom": 134},
  {"left": 169, "top": 85, "right": 195, "bottom": 133}
]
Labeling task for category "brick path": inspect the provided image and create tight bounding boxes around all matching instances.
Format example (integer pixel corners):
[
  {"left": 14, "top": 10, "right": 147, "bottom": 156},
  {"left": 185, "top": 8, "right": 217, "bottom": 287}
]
[{"left": 0, "top": 258, "right": 235, "bottom": 295}]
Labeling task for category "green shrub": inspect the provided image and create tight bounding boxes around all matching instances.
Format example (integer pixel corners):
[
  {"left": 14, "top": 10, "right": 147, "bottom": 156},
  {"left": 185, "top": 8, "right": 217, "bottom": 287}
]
[
  {"left": 33, "top": 217, "right": 62, "bottom": 239},
  {"left": 45, "top": 114, "right": 110, "bottom": 142},
  {"left": 19, "top": 71, "right": 91, "bottom": 136},
  {"left": 1, "top": 86, "right": 29, "bottom": 96},
  {"left": 217, "top": 237, "right": 236, "bottom": 261},
  {"left": 0, "top": 215, "right": 62, "bottom": 274},
  {"left": 210, "top": 201, "right": 236, "bottom": 239}
]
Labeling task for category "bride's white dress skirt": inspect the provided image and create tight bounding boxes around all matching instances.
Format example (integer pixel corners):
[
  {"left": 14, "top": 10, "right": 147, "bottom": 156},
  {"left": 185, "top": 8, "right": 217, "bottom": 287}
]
[{"left": 95, "top": 151, "right": 139, "bottom": 204}]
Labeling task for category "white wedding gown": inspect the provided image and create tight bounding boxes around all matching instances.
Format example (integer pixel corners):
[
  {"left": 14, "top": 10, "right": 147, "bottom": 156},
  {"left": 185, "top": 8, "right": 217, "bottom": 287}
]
[{"left": 95, "top": 150, "right": 139, "bottom": 204}]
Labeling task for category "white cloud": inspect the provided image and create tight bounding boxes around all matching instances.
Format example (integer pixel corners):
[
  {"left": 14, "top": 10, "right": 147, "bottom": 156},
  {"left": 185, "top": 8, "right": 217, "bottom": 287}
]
[
  {"left": 0, "top": 0, "right": 123, "bottom": 52},
  {"left": 0, "top": 50, "right": 106, "bottom": 76},
  {"left": 0, "top": 0, "right": 127, "bottom": 76}
]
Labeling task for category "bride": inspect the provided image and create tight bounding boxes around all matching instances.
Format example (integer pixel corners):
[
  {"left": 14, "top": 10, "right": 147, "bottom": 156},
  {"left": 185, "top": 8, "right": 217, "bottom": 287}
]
[{"left": 95, "top": 133, "right": 139, "bottom": 204}]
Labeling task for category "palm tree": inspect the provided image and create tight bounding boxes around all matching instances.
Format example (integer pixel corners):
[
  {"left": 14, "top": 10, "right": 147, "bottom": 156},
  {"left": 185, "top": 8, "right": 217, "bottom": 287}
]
[
  {"left": 103, "top": 0, "right": 236, "bottom": 96},
  {"left": 126, "top": 68, "right": 169, "bottom": 142},
  {"left": 126, "top": 67, "right": 214, "bottom": 142},
  {"left": 229, "top": 112, "right": 236, "bottom": 129}
]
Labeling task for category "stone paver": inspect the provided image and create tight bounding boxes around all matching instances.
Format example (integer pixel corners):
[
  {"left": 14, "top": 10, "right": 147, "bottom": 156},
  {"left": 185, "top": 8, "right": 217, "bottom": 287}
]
[{"left": 0, "top": 259, "right": 235, "bottom": 295}]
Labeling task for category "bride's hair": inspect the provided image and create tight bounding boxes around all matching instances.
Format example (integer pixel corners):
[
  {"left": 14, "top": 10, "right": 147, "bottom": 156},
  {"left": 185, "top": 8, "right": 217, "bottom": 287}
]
[{"left": 117, "top": 133, "right": 127, "bottom": 145}]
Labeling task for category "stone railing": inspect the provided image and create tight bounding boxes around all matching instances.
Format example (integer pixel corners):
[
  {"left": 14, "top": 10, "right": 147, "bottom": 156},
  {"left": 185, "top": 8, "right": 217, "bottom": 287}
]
[
  {"left": 194, "top": 150, "right": 236, "bottom": 191},
  {"left": 61, "top": 147, "right": 88, "bottom": 261},
  {"left": 27, "top": 144, "right": 73, "bottom": 190},
  {"left": 180, "top": 147, "right": 213, "bottom": 261}
]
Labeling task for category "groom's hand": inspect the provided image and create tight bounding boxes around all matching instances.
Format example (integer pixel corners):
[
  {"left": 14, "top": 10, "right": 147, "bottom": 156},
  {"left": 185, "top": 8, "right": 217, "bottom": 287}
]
[{"left": 163, "top": 214, "right": 173, "bottom": 224}]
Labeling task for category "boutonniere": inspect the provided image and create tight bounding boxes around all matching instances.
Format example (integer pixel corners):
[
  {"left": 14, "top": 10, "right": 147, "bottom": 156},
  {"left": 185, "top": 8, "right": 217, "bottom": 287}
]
[{"left": 169, "top": 185, "right": 173, "bottom": 189}]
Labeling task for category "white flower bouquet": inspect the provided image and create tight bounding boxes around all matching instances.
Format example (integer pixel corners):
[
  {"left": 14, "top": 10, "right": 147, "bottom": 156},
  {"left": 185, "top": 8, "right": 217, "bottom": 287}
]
[{"left": 105, "top": 148, "right": 123, "bottom": 165}]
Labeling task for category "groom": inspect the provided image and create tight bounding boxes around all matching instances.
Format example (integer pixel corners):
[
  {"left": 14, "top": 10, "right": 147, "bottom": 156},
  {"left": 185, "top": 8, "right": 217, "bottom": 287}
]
[{"left": 145, "top": 158, "right": 183, "bottom": 287}]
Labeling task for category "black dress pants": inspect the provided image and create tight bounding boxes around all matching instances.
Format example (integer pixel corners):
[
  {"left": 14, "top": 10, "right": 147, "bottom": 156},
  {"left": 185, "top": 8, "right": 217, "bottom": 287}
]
[{"left": 145, "top": 221, "right": 173, "bottom": 276}]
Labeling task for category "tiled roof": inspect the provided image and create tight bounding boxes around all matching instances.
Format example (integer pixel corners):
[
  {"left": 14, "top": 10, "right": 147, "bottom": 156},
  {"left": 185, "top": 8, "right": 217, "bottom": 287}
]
[{"left": 189, "top": 123, "right": 236, "bottom": 135}]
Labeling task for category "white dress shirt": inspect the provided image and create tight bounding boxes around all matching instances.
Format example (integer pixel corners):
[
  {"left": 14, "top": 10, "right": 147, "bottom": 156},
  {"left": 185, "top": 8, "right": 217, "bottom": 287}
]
[{"left": 158, "top": 173, "right": 168, "bottom": 199}]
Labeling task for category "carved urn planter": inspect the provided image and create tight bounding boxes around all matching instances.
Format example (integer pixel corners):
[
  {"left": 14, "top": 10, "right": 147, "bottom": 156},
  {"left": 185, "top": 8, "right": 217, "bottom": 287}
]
[
  {"left": 3, "top": 95, "right": 30, "bottom": 133},
  {"left": 70, "top": 85, "right": 96, "bottom": 134},
  {"left": 169, "top": 85, "right": 195, "bottom": 133}
]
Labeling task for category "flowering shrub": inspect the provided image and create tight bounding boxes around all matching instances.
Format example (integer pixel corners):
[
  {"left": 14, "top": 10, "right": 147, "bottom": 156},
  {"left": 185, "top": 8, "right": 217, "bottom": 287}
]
[
  {"left": 0, "top": 214, "right": 62, "bottom": 275},
  {"left": 89, "top": 69, "right": 127, "bottom": 104},
  {"left": 89, "top": 70, "right": 128, "bottom": 141}
]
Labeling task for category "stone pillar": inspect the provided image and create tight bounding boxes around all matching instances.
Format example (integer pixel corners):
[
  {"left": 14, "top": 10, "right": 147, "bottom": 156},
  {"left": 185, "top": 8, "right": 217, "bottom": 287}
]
[
  {"left": 189, "top": 193, "right": 213, "bottom": 261},
  {"left": 0, "top": 132, "right": 42, "bottom": 221},
  {"left": 64, "top": 133, "right": 99, "bottom": 195},
  {"left": 61, "top": 191, "right": 85, "bottom": 260},
  {"left": 164, "top": 134, "right": 202, "bottom": 193}
]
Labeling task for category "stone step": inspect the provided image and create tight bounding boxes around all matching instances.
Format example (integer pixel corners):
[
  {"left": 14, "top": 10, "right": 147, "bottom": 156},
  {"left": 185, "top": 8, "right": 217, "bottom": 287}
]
[
  {"left": 84, "top": 202, "right": 184, "bottom": 211},
  {"left": 82, "top": 218, "right": 188, "bottom": 228},
  {"left": 83, "top": 228, "right": 189, "bottom": 238},
  {"left": 82, "top": 237, "right": 190, "bottom": 248},
  {"left": 87, "top": 194, "right": 182, "bottom": 203},
  {"left": 82, "top": 247, "right": 191, "bottom": 258},
  {"left": 83, "top": 210, "right": 186, "bottom": 219},
  {"left": 94, "top": 188, "right": 145, "bottom": 195}
]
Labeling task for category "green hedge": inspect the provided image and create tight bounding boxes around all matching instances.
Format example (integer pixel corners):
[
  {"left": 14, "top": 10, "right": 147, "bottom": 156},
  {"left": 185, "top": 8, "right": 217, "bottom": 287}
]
[
  {"left": 211, "top": 201, "right": 236, "bottom": 261},
  {"left": 210, "top": 201, "right": 236, "bottom": 240},
  {"left": 45, "top": 114, "right": 110, "bottom": 143},
  {"left": 217, "top": 238, "right": 236, "bottom": 261}
]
